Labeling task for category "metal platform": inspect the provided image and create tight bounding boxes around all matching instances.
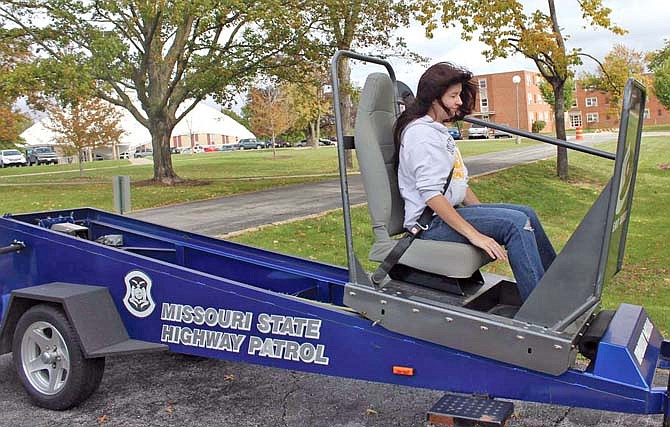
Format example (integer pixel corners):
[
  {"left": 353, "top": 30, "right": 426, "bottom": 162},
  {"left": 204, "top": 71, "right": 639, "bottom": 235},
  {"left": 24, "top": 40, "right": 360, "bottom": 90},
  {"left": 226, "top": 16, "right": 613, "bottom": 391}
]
[{"left": 427, "top": 393, "right": 514, "bottom": 426}]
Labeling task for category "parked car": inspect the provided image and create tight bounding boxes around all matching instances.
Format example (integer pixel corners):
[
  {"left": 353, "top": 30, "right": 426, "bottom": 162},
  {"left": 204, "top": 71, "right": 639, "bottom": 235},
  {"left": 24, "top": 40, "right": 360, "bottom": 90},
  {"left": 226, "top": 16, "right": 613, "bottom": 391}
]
[
  {"left": 0, "top": 149, "right": 27, "bottom": 167},
  {"left": 25, "top": 146, "right": 58, "bottom": 165},
  {"left": 204, "top": 146, "right": 218, "bottom": 152},
  {"left": 119, "top": 151, "right": 130, "bottom": 159},
  {"left": 446, "top": 127, "right": 462, "bottom": 140},
  {"left": 219, "top": 143, "right": 238, "bottom": 151},
  {"left": 493, "top": 126, "right": 513, "bottom": 139},
  {"left": 170, "top": 147, "right": 180, "bottom": 154},
  {"left": 193, "top": 145, "right": 205, "bottom": 153},
  {"left": 295, "top": 140, "right": 307, "bottom": 147},
  {"left": 318, "top": 138, "right": 335, "bottom": 146},
  {"left": 273, "top": 140, "right": 291, "bottom": 148},
  {"left": 134, "top": 148, "right": 153, "bottom": 158},
  {"left": 467, "top": 125, "right": 490, "bottom": 139},
  {"left": 180, "top": 147, "right": 193, "bottom": 154},
  {"left": 237, "top": 138, "right": 269, "bottom": 150}
]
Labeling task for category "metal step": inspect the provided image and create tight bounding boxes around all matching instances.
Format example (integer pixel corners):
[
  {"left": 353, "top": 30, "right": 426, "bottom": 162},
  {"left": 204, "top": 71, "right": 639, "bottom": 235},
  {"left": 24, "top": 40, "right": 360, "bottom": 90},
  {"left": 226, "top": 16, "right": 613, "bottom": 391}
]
[{"left": 427, "top": 394, "right": 514, "bottom": 427}]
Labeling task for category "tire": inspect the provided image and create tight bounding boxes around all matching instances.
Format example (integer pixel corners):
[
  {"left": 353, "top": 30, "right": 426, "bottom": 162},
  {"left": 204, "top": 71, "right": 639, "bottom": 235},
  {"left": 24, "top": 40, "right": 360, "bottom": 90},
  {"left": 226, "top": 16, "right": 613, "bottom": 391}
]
[
  {"left": 12, "top": 304, "right": 105, "bottom": 410},
  {"left": 256, "top": 145, "right": 262, "bottom": 149}
]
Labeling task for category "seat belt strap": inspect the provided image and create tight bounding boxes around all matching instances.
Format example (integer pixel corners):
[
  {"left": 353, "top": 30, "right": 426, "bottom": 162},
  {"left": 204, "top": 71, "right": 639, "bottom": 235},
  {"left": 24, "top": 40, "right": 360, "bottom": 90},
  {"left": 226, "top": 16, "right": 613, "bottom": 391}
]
[{"left": 371, "top": 168, "right": 454, "bottom": 285}]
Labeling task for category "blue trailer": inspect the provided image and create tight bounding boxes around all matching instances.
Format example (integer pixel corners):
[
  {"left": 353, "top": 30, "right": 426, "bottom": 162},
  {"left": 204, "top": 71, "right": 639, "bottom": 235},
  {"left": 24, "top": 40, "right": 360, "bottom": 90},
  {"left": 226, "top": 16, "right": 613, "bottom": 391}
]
[{"left": 0, "top": 51, "right": 669, "bottom": 425}]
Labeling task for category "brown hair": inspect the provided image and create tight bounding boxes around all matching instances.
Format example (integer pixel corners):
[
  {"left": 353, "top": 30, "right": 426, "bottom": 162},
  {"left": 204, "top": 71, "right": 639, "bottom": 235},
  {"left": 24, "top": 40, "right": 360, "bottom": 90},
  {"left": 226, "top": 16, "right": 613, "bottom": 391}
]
[{"left": 393, "top": 62, "right": 476, "bottom": 151}]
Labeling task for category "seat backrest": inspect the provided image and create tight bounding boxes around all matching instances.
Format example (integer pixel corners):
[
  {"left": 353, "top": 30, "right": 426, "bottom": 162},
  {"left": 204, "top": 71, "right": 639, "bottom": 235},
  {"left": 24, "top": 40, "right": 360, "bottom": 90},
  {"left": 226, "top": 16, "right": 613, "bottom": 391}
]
[{"left": 355, "top": 73, "right": 405, "bottom": 242}]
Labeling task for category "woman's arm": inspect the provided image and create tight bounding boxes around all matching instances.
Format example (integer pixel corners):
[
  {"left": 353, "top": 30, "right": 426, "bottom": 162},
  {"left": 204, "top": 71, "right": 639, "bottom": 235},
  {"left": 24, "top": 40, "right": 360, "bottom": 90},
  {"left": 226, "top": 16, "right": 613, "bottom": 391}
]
[
  {"left": 462, "top": 187, "right": 480, "bottom": 206},
  {"left": 426, "top": 194, "right": 507, "bottom": 261}
]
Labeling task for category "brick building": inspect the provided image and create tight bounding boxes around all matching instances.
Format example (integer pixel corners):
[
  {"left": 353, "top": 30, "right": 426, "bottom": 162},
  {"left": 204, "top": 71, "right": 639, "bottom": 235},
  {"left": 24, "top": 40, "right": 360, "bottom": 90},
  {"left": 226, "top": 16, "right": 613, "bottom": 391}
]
[
  {"left": 472, "top": 70, "right": 555, "bottom": 133},
  {"left": 568, "top": 74, "right": 670, "bottom": 130}
]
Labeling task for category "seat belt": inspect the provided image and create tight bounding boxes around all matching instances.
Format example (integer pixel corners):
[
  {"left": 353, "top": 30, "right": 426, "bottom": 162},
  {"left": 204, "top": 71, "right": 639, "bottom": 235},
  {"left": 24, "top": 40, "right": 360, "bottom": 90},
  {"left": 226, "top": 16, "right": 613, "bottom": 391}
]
[{"left": 371, "top": 168, "right": 454, "bottom": 285}]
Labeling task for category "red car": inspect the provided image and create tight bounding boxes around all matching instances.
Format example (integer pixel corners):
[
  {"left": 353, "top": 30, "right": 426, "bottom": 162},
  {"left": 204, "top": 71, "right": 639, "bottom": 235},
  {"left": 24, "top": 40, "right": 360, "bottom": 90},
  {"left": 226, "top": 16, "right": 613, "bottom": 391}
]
[{"left": 204, "top": 146, "right": 218, "bottom": 152}]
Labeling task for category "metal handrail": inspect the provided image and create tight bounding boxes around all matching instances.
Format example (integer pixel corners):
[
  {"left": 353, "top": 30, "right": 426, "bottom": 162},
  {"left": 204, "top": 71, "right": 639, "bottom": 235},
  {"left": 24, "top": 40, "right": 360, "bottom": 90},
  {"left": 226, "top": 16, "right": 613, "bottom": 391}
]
[{"left": 464, "top": 117, "right": 615, "bottom": 160}]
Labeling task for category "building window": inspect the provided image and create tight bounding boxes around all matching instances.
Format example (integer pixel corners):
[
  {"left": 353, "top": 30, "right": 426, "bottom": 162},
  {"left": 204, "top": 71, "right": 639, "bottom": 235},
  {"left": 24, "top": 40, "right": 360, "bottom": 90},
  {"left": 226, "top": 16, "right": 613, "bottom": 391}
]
[
  {"left": 571, "top": 98, "right": 578, "bottom": 108},
  {"left": 586, "top": 112, "right": 599, "bottom": 123},
  {"left": 570, "top": 113, "right": 582, "bottom": 128},
  {"left": 478, "top": 79, "right": 487, "bottom": 89},
  {"left": 585, "top": 97, "right": 598, "bottom": 107},
  {"left": 644, "top": 109, "right": 650, "bottom": 119},
  {"left": 660, "top": 109, "right": 664, "bottom": 117},
  {"left": 536, "top": 94, "right": 543, "bottom": 104},
  {"left": 480, "top": 97, "right": 488, "bottom": 112}
]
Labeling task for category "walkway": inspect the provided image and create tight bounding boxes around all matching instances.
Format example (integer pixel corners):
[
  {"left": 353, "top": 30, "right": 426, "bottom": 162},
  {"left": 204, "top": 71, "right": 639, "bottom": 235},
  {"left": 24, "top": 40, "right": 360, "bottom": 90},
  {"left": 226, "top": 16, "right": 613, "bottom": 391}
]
[{"left": 129, "top": 133, "right": 618, "bottom": 235}]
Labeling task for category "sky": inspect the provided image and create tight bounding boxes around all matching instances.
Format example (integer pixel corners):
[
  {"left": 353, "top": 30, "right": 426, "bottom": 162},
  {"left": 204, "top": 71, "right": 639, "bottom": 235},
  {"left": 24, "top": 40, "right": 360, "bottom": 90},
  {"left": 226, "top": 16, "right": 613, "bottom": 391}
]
[{"left": 350, "top": 0, "right": 670, "bottom": 93}]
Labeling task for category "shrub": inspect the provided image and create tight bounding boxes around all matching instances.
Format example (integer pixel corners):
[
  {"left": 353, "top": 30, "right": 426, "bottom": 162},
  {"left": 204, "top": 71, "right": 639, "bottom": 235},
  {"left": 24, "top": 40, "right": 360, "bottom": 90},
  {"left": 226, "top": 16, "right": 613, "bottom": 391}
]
[{"left": 532, "top": 120, "right": 546, "bottom": 133}]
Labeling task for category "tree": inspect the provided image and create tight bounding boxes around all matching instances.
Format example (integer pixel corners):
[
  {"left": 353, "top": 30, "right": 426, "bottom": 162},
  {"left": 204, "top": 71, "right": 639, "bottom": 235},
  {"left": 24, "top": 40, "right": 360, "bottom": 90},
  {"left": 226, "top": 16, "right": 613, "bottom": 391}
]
[
  {"left": 298, "top": 0, "right": 418, "bottom": 165},
  {"left": 653, "top": 59, "right": 670, "bottom": 110},
  {"left": 649, "top": 40, "right": 670, "bottom": 110},
  {"left": 0, "top": 30, "right": 33, "bottom": 148},
  {"left": 647, "top": 39, "right": 670, "bottom": 72},
  {"left": 247, "top": 84, "right": 294, "bottom": 157},
  {"left": 285, "top": 72, "right": 332, "bottom": 147},
  {"left": 0, "top": 0, "right": 314, "bottom": 184},
  {"left": 45, "top": 98, "right": 123, "bottom": 177},
  {"left": 539, "top": 77, "right": 574, "bottom": 112},
  {"left": 417, "top": 0, "right": 625, "bottom": 180},
  {"left": 0, "top": 107, "right": 30, "bottom": 148},
  {"left": 579, "top": 44, "right": 647, "bottom": 117}
]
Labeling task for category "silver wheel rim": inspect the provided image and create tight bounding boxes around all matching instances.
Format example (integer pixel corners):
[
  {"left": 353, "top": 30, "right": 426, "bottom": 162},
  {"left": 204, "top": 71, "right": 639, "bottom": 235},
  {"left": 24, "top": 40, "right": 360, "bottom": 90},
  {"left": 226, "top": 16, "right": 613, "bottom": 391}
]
[{"left": 20, "top": 320, "right": 70, "bottom": 396}]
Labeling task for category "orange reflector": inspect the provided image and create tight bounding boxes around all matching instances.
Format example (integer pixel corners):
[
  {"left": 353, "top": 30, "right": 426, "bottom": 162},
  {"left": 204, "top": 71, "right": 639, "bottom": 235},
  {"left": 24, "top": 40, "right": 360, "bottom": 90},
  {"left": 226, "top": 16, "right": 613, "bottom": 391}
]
[{"left": 392, "top": 366, "right": 414, "bottom": 376}]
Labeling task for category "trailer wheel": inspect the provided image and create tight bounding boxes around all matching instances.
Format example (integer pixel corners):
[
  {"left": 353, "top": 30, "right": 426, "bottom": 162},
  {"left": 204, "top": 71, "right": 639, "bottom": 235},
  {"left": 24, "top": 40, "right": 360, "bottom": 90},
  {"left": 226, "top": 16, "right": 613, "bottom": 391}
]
[{"left": 12, "top": 304, "right": 105, "bottom": 410}]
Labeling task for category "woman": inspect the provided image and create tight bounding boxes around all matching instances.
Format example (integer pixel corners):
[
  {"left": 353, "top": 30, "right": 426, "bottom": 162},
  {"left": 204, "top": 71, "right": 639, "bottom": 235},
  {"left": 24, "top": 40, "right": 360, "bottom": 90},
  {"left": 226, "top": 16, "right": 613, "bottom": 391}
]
[{"left": 395, "top": 62, "right": 556, "bottom": 300}]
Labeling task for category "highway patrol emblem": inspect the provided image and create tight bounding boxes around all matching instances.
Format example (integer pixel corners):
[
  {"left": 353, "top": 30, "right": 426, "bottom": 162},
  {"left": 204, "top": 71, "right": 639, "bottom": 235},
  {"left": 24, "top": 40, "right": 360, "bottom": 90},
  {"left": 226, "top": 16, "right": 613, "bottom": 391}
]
[{"left": 123, "top": 270, "right": 156, "bottom": 318}]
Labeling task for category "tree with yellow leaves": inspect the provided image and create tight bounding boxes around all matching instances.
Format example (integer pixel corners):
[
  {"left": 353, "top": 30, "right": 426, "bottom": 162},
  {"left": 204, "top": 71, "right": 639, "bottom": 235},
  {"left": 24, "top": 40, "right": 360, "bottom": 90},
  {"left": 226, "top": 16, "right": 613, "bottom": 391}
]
[
  {"left": 247, "top": 85, "right": 295, "bottom": 158},
  {"left": 45, "top": 98, "right": 124, "bottom": 177},
  {"left": 416, "top": 0, "right": 625, "bottom": 180}
]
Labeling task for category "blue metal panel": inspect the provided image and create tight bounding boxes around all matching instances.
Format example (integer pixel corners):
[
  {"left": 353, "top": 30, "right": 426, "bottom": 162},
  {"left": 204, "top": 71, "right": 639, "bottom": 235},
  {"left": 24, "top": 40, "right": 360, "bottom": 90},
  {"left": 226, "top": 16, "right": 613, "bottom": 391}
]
[
  {"left": 590, "top": 304, "right": 661, "bottom": 388},
  {"left": 1, "top": 208, "right": 668, "bottom": 416}
]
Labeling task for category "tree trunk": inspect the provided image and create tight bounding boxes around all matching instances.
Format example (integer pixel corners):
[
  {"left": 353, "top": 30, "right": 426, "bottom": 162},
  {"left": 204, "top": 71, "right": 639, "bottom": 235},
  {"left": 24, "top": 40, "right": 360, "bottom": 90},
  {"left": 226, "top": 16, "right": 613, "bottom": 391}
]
[
  {"left": 553, "top": 83, "right": 569, "bottom": 180},
  {"left": 78, "top": 149, "right": 84, "bottom": 178},
  {"left": 308, "top": 122, "right": 317, "bottom": 147},
  {"left": 149, "top": 120, "right": 182, "bottom": 185}
]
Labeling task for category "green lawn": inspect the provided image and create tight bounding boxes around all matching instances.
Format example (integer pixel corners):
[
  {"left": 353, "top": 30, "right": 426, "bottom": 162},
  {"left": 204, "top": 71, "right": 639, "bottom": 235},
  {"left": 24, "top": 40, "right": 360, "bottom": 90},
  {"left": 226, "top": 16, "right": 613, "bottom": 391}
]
[
  {"left": 0, "top": 139, "right": 543, "bottom": 214},
  {"left": 229, "top": 136, "right": 670, "bottom": 331}
]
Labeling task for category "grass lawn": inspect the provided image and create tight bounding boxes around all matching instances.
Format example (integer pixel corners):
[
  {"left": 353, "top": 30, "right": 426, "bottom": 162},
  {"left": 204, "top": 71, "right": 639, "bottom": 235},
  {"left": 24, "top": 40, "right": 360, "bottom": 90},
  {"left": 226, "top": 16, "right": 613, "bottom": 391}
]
[
  {"left": 0, "top": 139, "right": 541, "bottom": 214},
  {"left": 229, "top": 136, "right": 670, "bottom": 331}
]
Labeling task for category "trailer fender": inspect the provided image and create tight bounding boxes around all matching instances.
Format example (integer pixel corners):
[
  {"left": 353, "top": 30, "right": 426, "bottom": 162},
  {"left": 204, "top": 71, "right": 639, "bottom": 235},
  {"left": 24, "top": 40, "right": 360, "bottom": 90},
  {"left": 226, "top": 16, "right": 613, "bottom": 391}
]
[{"left": 0, "top": 282, "right": 167, "bottom": 357}]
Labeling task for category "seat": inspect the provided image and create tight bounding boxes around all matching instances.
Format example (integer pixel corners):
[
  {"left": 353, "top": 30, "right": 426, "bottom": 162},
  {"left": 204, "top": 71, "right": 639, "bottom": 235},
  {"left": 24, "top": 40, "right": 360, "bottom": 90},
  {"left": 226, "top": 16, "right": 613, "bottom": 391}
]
[{"left": 355, "top": 73, "right": 490, "bottom": 282}]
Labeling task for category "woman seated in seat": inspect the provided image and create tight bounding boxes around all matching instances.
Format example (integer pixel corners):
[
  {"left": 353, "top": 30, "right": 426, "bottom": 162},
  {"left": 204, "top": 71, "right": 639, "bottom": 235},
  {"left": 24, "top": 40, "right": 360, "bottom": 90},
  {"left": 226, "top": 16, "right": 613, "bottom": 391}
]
[{"left": 395, "top": 62, "right": 556, "bottom": 300}]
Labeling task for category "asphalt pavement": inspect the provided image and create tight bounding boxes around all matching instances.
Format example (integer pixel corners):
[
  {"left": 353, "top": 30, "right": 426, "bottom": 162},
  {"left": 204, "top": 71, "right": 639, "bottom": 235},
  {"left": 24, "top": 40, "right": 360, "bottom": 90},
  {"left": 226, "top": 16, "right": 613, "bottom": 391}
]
[{"left": 2, "top": 133, "right": 668, "bottom": 427}]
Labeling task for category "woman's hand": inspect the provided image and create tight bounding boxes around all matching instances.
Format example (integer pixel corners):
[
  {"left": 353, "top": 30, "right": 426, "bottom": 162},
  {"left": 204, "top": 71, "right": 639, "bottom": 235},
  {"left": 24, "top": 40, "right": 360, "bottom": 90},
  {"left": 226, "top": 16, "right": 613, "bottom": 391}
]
[
  {"left": 426, "top": 194, "right": 507, "bottom": 261},
  {"left": 468, "top": 232, "right": 508, "bottom": 261}
]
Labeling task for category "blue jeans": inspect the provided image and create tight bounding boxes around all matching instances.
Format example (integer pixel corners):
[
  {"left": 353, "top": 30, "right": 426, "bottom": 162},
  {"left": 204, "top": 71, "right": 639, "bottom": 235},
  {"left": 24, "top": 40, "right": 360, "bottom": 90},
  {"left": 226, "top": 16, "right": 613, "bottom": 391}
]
[{"left": 420, "top": 203, "right": 556, "bottom": 300}]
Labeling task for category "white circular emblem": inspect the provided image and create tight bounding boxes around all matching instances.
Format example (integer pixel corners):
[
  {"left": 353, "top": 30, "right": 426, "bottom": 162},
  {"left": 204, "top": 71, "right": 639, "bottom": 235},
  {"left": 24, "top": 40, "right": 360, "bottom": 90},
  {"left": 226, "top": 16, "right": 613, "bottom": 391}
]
[{"left": 123, "top": 270, "right": 156, "bottom": 318}]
